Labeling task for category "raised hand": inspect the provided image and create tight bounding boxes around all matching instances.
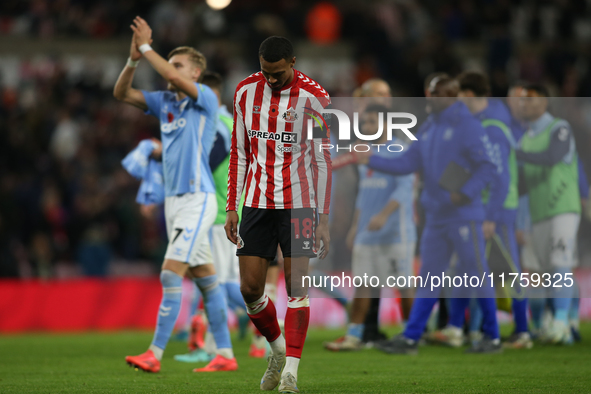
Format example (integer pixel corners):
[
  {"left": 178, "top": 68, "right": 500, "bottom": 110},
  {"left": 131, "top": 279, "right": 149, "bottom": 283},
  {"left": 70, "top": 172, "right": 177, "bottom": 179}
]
[
  {"left": 130, "top": 16, "right": 153, "bottom": 47},
  {"left": 130, "top": 32, "right": 141, "bottom": 61},
  {"left": 130, "top": 31, "right": 153, "bottom": 61}
]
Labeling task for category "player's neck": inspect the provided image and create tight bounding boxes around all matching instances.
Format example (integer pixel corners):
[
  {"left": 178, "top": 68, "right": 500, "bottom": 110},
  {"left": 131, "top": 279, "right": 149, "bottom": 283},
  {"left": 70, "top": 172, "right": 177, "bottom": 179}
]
[
  {"left": 283, "top": 69, "right": 295, "bottom": 88},
  {"left": 175, "top": 91, "right": 187, "bottom": 101}
]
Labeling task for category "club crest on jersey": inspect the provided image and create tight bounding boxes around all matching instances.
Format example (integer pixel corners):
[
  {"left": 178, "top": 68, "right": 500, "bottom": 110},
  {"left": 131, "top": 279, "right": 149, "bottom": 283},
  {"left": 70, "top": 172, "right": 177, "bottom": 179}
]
[
  {"left": 269, "top": 104, "right": 279, "bottom": 118},
  {"left": 282, "top": 107, "right": 298, "bottom": 122},
  {"left": 237, "top": 235, "right": 244, "bottom": 249},
  {"left": 253, "top": 105, "right": 261, "bottom": 114},
  {"left": 303, "top": 240, "right": 311, "bottom": 250}
]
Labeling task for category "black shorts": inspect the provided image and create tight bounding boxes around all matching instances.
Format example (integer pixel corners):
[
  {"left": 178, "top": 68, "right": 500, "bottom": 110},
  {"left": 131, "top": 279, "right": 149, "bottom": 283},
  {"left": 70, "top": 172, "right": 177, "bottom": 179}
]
[{"left": 237, "top": 207, "right": 317, "bottom": 259}]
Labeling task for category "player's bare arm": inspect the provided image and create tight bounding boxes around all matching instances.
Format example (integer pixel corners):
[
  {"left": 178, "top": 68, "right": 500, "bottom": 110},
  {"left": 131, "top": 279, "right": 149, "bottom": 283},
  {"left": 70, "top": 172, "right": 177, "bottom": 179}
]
[
  {"left": 130, "top": 17, "right": 199, "bottom": 100},
  {"left": 113, "top": 32, "right": 150, "bottom": 109}
]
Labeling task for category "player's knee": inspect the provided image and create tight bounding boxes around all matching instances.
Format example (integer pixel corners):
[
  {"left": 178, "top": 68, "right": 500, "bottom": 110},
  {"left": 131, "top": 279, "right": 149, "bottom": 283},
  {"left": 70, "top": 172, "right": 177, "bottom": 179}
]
[
  {"left": 240, "top": 282, "right": 264, "bottom": 303},
  {"left": 160, "top": 269, "right": 183, "bottom": 288}
]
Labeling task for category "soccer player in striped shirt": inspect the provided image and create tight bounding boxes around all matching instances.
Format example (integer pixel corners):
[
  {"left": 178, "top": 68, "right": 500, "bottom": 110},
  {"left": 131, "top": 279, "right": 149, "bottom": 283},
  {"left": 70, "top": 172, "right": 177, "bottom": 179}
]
[
  {"left": 114, "top": 17, "right": 236, "bottom": 373},
  {"left": 225, "top": 36, "right": 332, "bottom": 393}
]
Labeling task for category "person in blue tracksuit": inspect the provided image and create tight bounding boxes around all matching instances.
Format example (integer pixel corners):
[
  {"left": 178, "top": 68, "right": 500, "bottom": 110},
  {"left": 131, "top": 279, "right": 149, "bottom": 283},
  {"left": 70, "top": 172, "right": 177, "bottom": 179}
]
[
  {"left": 447, "top": 72, "right": 530, "bottom": 349},
  {"left": 355, "top": 76, "right": 501, "bottom": 354}
]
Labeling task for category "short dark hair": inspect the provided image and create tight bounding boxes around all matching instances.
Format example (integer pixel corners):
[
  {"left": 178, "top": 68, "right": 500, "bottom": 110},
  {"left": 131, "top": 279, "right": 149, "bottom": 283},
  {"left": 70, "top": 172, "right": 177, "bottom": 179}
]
[
  {"left": 259, "top": 36, "right": 294, "bottom": 63},
  {"left": 524, "top": 83, "right": 550, "bottom": 97},
  {"left": 364, "top": 104, "right": 390, "bottom": 114},
  {"left": 457, "top": 71, "right": 490, "bottom": 97},
  {"left": 200, "top": 71, "right": 223, "bottom": 91}
]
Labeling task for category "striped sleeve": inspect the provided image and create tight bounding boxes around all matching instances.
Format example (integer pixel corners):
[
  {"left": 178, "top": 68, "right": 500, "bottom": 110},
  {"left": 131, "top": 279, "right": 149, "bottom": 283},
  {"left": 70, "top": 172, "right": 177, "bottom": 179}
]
[
  {"left": 309, "top": 95, "right": 332, "bottom": 214},
  {"left": 226, "top": 85, "right": 249, "bottom": 212}
]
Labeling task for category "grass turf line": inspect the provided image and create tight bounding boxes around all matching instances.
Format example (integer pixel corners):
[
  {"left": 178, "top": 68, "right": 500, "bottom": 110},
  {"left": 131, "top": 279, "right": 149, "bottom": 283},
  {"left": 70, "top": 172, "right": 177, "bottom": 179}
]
[{"left": 0, "top": 324, "right": 590, "bottom": 393}]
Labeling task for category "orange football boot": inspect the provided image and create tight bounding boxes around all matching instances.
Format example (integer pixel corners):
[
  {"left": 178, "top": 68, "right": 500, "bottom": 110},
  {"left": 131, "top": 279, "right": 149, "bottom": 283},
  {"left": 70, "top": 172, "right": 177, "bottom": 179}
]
[
  {"left": 193, "top": 354, "right": 238, "bottom": 372},
  {"left": 189, "top": 313, "right": 207, "bottom": 351},
  {"left": 249, "top": 343, "right": 267, "bottom": 358},
  {"left": 125, "top": 350, "right": 161, "bottom": 373}
]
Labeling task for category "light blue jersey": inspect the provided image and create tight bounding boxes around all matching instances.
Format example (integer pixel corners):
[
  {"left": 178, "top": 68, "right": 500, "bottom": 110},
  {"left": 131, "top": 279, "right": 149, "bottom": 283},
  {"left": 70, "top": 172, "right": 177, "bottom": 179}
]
[
  {"left": 355, "top": 147, "right": 416, "bottom": 245},
  {"left": 142, "top": 83, "right": 218, "bottom": 196}
]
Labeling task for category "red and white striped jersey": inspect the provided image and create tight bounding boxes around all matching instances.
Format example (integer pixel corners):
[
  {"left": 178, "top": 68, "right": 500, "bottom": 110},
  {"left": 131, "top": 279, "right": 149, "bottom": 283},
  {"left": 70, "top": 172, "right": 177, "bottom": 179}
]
[{"left": 227, "top": 69, "right": 332, "bottom": 214}]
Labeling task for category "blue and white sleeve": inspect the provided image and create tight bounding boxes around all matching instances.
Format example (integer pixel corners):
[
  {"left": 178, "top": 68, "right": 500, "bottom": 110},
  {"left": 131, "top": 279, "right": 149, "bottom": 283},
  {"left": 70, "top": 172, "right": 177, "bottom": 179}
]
[
  {"left": 194, "top": 83, "right": 219, "bottom": 115},
  {"left": 141, "top": 90, "right": 163, "bottom": 117}
]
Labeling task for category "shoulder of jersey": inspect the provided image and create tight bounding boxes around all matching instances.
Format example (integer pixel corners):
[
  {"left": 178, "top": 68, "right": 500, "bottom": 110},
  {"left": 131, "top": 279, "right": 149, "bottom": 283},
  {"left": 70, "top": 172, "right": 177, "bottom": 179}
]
[
  {"left": 198, "top": 82, "right": 215, "bottom": 94},
  {"left": 236, "top": 72, "right": 265, "bottom": 90},
  {"left": 296, "top": 71, "right": 330, "bottom": 101}
]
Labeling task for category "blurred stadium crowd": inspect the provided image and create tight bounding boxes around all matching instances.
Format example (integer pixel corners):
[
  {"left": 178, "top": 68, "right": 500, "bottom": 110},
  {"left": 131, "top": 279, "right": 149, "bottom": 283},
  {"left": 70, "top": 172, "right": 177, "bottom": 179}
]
[{"left": 2, "top": 0, "right": 591, "bottom": 278}]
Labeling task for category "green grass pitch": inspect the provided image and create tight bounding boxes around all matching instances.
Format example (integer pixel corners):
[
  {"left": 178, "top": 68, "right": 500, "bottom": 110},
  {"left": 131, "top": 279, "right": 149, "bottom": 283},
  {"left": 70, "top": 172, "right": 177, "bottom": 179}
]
[{"left": 1, "top": 324, "right": 590, "bottom": 393}]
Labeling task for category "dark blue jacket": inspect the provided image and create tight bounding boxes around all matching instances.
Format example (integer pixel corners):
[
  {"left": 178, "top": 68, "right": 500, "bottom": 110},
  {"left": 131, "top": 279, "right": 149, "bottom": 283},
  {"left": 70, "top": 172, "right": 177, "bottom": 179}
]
[
  {"left": 474, "top": 99, "right": 517, "bottom": 224},
  {"left": 369, "top": 101, "right": 497, "bottom": 225}
]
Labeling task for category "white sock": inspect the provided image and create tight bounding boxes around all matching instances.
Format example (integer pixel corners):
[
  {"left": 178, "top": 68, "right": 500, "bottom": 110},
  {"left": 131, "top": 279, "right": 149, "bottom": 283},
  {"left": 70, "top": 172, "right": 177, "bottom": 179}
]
[
  {"left": 217, "top": 347, "right": 234, "bottom": 359},
  {"left": 269, "top": 334, "right": 286, "bottom": 356},
  {"left": 246, "top": 294, "right": 268, "bottom": 315},
  {"left": 204, "top": 331, "right": 217, "bottom": 354},
  {"left": 148, "top": 344, "right": 164, "bottom": 361},
  {"left": 282, "top": 356, "right": 300, "bottom": 380}
]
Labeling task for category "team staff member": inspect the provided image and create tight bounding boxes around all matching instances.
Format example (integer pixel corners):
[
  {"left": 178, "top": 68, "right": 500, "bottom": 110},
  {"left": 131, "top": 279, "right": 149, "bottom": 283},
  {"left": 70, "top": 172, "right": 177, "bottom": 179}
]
[
  {"left": 516, "top": 85, "right": 581, "bottom": 345},
  {"left": 225, "top": 36, "right": 332, "bottom": 393},
  {"left": 355, "top": 76, "right": 502, "bottom": 354}
]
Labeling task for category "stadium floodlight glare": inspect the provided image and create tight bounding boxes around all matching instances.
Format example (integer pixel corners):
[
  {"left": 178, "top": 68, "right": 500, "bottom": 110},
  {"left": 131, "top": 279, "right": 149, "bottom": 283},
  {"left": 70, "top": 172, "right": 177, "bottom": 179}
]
[{"left": 206, "top": 0, "right": 231, "bottom": 10}]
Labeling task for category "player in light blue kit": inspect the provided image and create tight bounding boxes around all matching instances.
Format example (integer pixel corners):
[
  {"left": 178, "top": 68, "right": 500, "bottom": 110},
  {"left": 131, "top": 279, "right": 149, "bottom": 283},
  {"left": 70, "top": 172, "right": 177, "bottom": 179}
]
[
  {"left": 324, "top": 104, "right": 417, "bottom": 351},
  {"left": 113, "top": 17, "right": 236, "bottom": 373}
]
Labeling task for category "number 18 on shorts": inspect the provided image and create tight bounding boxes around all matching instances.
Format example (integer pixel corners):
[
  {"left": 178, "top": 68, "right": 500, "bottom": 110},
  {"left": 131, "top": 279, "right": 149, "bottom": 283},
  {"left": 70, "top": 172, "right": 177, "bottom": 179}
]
[{"left": 236, "top": 207, "right": 317, "bottom": 259}]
